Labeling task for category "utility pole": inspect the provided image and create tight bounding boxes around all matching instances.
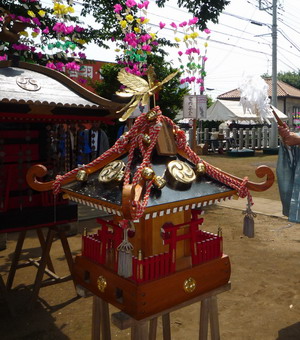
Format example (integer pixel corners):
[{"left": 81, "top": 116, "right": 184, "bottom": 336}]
[
  {"left": 270, "top": 0, "right": 278, "bottom": 148},
  {"left": 259, "top": 0, "right": 278, "bottom": 149},
  {"left": 271, "top": 0, "right": 277, "bottom": 109}
]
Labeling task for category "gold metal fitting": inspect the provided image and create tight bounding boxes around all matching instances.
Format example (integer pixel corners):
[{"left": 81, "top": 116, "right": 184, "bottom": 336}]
[
  {"left": 141, "top": 167, "right": 155, "bottom": 180},
  {"left": 115, "top": 170, "right": 125, "bottom": 182},
  {"left": 98, "top": 160, "right": 125, "bottom": 183},
  {"left": 97, "top": 275, "right": 107, "bottom": 293},
  {"left": 153, "top": 175, "right": 166, "bottom": 189},
  {"left": 166, "top": 160, "right": 196, "bottom": 190},
  {"left": 183, "top": 277, "right": 196, "bottom": 293},
  {"left": 196, "top": 162, "right": 206, "bottom": 176},
  {"left": 142, "top": 134, "right": 151, "bottom": 145},
  {"left": 76, "top": 169, "right": 88, "bottom": 182},
  {"left": 146, "top": 109, "right": 159, "bottom": 121}
]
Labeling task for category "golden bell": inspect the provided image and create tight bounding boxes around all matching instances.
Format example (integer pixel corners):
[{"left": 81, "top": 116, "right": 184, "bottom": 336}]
[
  {"left": 141, "top": 167, "right": 155, "bottom": 180},
  {"left": 146, "top": 109, "right": 159, "bottom": 121},
  {"left": 76, "top": 169, "right": 88, "bottom": 182},
  {"left": 196, "top": 162, "right": 206, "bottom": 176},
  {"left": 142, "top": 134, "right": 151, "bottom": 145},
  {"left": 153, "top": 175, "right": 166, "bottom": 189}
]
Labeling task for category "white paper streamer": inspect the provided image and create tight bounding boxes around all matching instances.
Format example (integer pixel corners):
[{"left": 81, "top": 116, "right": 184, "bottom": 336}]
[{"left": 239, "top": 75, "right": 272, "bottom": 123}]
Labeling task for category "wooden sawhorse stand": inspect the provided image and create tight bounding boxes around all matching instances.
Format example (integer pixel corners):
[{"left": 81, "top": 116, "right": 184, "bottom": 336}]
[
  {"left": 0, "top": 274, "right": 15, "bottom": 316},
  {"left": 6, "top": 224, "right": 75, "bottom": 310},
  {"left": 91, "top": 283, "right": 231, "bottom": 340}
]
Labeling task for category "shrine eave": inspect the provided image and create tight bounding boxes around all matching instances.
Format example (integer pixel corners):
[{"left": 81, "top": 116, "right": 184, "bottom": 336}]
[
  {"left": 62, "top": 188, "right": 236, "bottom": 221},
  {"left": 0, "top": 60, "right": 124, "bottom": 117}
]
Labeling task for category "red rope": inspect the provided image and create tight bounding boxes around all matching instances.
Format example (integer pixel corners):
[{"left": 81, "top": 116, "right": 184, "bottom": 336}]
[{"left": 52, "top": 106, "right": 253, "bottom": 220}]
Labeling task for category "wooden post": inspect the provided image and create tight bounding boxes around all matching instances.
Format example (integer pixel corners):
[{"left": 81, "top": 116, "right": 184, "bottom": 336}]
[
  {"left": 251, "top": 128, "right": 257, "bottom": 150},
  {"left": 191, "top": 119, "right": 197, "bottom": 152},
  {"left": 257, "top": 128, "right": 262, "bottom": 150},
  {"left": 92, "top": 296, "right": 111, "bottom": 340},
  {"left": 199, "top": 298, "right": 209, "bottom": 340},
  {"left": 209, "top": 296, "right": 220, "bottom": 340},
  {"left": 245, "top": 128, "right": 250, "bottom": 149},
  {"left": 238, "top": 128, "right": 243, "bottom": 150}
]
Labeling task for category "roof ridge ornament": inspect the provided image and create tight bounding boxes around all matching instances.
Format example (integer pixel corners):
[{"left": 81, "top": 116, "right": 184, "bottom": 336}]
[{"left": 16, "top": 76, "right": 41, "bottom": 91}]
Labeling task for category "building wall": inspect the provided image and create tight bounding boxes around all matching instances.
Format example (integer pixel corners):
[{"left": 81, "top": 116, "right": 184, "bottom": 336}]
[
  {"left": 67, "top": 60, "right": 116, "bottom": 93},
  {"left": 284, "top": 97, "right": 300, "bottom": 126}
]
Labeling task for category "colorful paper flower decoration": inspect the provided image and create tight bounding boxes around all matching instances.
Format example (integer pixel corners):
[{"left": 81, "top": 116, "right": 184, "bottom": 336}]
[
  {"left": 0, "top": 0, "right": 87, "bottom": 82},
  {"left": 113, "top": 1, "right": 165, "bottom": 76},
  {"left": 172, "top": 18, "right": 211, "bottom": 94}
]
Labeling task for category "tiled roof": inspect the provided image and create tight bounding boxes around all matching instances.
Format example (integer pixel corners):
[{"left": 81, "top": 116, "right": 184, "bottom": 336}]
[{"left": 218, "top": 78, "right": 300, "bottom": 99}]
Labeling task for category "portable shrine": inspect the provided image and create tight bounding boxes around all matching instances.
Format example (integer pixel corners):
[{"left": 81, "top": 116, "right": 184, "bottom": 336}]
[{"left": 27, "top": 89, "right": 275, "bottom": 321}]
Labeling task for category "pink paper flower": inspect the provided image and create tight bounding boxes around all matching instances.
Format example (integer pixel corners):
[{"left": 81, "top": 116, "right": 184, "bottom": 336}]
[
  {"left": 159, "top": 22, "right": 166, "bottom": 29},
  {"left": 32, "top": 17, "right": 41, "bottom": 26},
  {"left": 142, "top": 44, "right": 151, "bottom": 52},
  {"left": 170, "top": 22, "right": 177, "bottom": 29},
  {"left": 46, "top": 62, "right": 56, "bottom": 70},
  {"left": 55, "top": 62, "right": 65, "bottom": 71},
  {"left": 126, "top": 0, "right": 137, "bottom": 8},
  {"left": 178, "top": 51, "right": 183, "bottom": 56},
  {"left": 179, "top": 21, "right": 187, "bottom": 27},
  {"left": 75, "top": 25, "right": 85, "bottom": 33},
  {"left": 143, "top": 1, "right": 149, "bottom": 9},
  {"left": 204, "top": 28, "right": 211, "bottom": 34},
  {"left": 114, "top": 4, "right": 122, "bottom": 13},
  {"left": 188, "top": 17, "right": 199, "bottom": 25},
  {"left": 65, "top": 62, "right": 80, "bottom": 71},
  {"left": 42, "top": 27, "right": 49, "bottom": 34},
  {"left": 138, "top": 1, "right": 149, "bottom": 9}
]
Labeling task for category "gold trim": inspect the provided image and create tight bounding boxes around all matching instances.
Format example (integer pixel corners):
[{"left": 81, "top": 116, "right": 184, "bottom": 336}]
[
  {"left": 97, "top": 275, "right": 107, "bottom": 292},
  {"left": 183, "top": 277, "right": 196, "bottom": 293}
]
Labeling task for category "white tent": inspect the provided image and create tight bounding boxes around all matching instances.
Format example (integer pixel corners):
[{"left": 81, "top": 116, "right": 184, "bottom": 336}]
[{"left": 205, "top": 100, "right": 287, "bottom": 122}]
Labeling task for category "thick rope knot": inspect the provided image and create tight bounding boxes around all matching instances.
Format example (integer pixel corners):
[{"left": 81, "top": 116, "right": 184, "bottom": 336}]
[
  {"left": 52, "top": 174, "right": 64, "bottom": 195},
  {"left": 175, "top": 129, "right": 187, "bottom": 149},
  {"left": 238, "top": 177, "right": 249, "bottom": 198},
  {"left": 119, "top": 219, "right": 129, "bottom": 229}
]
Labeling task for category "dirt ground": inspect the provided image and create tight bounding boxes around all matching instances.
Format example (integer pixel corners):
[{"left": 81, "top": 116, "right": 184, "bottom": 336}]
[{"left": 1, "top": 152, "right": 300, "bottom": 340}]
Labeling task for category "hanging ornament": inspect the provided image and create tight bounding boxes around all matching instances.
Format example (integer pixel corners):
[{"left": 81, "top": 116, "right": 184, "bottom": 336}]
[
  {"left": 117, "top": 227, "right": 134, "bottom": 278},
  {"left": 242, "top": 196, "right": 256, "bottom": 238}
]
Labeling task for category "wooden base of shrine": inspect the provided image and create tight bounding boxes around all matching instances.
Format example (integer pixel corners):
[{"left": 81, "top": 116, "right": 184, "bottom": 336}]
[
  {"left": 91, "top": 283, "right": 231, "bottom": 340},
  {"left": 73, "top": 254, "right": 231, "bottom": 320}
]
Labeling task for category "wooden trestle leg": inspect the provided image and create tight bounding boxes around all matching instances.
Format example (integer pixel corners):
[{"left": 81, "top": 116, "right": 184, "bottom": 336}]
[
  {"left": 6, "top": 230, "right": 27, "bottom": 290},
  {"left": 92, "top": 283, "right": 231, "bottom": 340},
  {"left": 4, "top": 225, "right": 75, "bottom": 311},
  {"left": 92, "top": 295, "right": 111, "bottom": 340}
]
